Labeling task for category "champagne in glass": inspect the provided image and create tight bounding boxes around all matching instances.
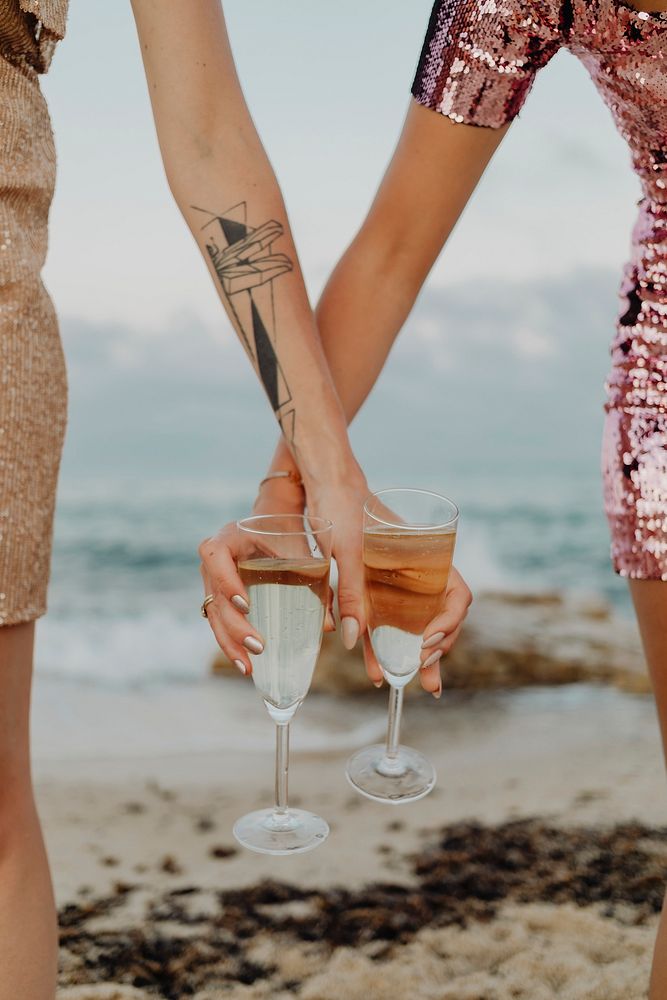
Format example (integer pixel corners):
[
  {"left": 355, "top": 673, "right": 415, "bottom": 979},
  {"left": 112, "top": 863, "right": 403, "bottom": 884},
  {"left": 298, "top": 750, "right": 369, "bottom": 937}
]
[
  {"left": 233, "top": 515, "right": 332, "bottom": 855},
  {"left": 346, "top": 489, "right": 458, "bottom": 804},
  {"left": 364, "top": 528, "right": 456, "bottom": 687},
  {"left": 238, "top": 558, "right": 330, "bottom": 721}
]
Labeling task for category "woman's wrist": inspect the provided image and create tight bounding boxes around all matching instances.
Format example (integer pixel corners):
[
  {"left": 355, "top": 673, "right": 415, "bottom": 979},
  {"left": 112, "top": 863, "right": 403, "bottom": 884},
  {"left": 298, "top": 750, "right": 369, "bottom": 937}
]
[
  {"left": 286, "top": 399, "right": 360, "bottom": 488},
  {"left": 259, "top": 469, "right": 303, "bottom": 490},
  {"left": 252, "top": 474, "right": 305, "bottom": 515},
  {"left": 268, "top": 445, "right": 366, "bottom": 501},
  {"left": 260, "top": 431, "right": 368, "bottom": 514},
  {"left": 302, "top": 454, "right": 368, "bottom": 505}
]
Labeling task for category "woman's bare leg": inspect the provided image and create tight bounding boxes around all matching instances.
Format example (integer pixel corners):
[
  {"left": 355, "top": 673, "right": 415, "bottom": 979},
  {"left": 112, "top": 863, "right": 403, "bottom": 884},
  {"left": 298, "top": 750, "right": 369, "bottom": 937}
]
[
  {"left": 629, "top": 580, "right": 667, "bottom": 998},
  {"left": 0, "top": 622, "right": 57, "bottom": 1000}
]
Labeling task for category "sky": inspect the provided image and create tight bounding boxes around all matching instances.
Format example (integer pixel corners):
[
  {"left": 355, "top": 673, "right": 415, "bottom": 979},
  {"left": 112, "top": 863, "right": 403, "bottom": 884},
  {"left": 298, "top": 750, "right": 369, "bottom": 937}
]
[
  {"left": 40, "top": 0, "right": 644, "bottom": 558},
  {"left": 42, "top": 0, "right": 641, "bottom": 336}
]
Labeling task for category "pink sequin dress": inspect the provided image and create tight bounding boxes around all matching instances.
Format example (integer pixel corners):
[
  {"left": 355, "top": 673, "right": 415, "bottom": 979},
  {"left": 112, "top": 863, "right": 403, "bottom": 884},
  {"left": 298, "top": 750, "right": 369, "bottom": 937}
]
[{"left": 413, "top": 0, "right": 667, "bottom": 579}]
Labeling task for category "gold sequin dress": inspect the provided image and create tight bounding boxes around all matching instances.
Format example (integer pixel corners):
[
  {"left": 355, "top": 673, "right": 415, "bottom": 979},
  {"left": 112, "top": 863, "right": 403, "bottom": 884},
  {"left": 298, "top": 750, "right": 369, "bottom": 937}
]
[{"left": 0, "top": 0, "right": 68, "bottom": 625}]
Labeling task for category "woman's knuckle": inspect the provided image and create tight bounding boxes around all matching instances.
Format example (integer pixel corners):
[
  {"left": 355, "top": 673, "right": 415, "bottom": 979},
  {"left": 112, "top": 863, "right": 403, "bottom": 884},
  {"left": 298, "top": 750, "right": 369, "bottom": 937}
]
[
  {"left": 213, "top": 571, "right": 231, "bottom": 593},
  {"left": 197, "top": 537, "right": 213, "bottom": 560},
  {"left": 457, "top": 606, "right": 469, "bottom": 626},
  {"left": 208, "top": 621, "right": 225, "bottom": 649},
  {"left": 220, "top": 604, "right": 246, "bottom": 634},
  {"left": 211, "top": 622, "right": 234, "bottom": 655},
  {"left": 337, "top": 585, "right": 359, "bottom": 605},
  {"left": 206, "top": 597, "right": 221, "bottom": 619}
]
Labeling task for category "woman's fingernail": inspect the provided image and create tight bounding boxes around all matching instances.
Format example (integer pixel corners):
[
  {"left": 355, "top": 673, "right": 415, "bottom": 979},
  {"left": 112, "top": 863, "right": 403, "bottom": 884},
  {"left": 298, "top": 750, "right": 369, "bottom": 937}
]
[
  {"left": 243, "top": 636, "right": 264, "bottom": 655},
  {"left": 433, "top": 683, "right": 442, "bottom": 700},
  {"left": 373, "top": 680, "right": 383, "bottom": 688},
  {"left": 421, "top": 649, "right": 442, "bottom": 669},
  {"left": 325, "top": 608, "right": 336, "bottom": 630},
  {"left": 422, "top": 631, "right": 445, "bottom": 649},
  {"left": 234, "top": 659, "right": 247, "bottom": 676},
  {"left": 231, "top": 595, "right": 250, "bottom": 613},
  {"left": 341, "top": 617, "right": 359, "bottom": 650}
]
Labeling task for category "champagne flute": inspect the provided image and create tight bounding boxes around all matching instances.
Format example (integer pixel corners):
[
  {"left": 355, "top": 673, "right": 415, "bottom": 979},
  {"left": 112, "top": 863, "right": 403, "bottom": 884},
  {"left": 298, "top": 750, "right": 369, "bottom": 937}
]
[
  {"left": 346, "top": 488, "right": 458, "bottom": 804},
  {"left": 233, "top": 514, "right": 333, "bottom": 855}
]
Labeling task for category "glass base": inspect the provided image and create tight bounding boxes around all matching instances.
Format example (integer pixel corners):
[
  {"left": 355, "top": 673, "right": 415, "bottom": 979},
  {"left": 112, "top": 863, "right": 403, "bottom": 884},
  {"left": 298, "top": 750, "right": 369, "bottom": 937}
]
[
  {"left": 345, "top": 743, "right": 436, "bottom": 804},
  {"left": 233, "top": 807, "right": 329, "bottom": 855}
]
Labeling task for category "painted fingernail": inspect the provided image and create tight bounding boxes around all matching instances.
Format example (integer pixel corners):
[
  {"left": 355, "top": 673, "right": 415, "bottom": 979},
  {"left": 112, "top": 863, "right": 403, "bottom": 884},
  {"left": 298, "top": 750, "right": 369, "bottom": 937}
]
[
  {"left": 341, "top": 617, "right": 359, "bottom": 650},
  {"left": 234, "top": 659, "right": 247, "bottom": 676},
  {"left": 433, "top": 683, "right": 442, "bottom": 700},
  {"left": 243, "top": 636, "right": 264, "bottom": 655},
  {"left": 421, "top": 649, "right": 442, "bottom": 669},
  {"left": 422, "top": 631, "right": 445, "bottom": 649},
  {"left": 231, "top": 595, "right": 250, "bottom": 613}
]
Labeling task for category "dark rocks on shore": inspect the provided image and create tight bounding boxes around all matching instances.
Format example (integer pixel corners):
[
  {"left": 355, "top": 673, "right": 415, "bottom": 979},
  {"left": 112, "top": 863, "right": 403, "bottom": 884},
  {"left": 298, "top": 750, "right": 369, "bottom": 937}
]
[{"left": 212, "top": 591, "right": 649, "bottom": 696}]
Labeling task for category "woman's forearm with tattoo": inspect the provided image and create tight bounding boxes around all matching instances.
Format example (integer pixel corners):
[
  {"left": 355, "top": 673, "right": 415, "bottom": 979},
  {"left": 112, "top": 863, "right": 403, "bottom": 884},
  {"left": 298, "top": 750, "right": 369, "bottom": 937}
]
[{"left": 131, "top": 0, "right": 359, "bottom": 494}]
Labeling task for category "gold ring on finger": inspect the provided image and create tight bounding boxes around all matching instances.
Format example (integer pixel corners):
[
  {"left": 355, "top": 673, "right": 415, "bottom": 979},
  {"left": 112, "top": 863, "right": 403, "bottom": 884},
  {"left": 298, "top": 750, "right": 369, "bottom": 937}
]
[{"left": 201, "top": 594, "right": 215, "bottom": 618}]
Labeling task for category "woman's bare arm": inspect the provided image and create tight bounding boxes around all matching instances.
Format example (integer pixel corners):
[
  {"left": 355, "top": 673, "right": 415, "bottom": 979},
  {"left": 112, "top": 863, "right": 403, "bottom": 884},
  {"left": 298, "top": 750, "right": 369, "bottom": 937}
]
[
  {"left": 263, "top": 102, "right": 509, "bottom": 689},
  {"left": 267, "top": 102, "right": 509, "bottom": 475},
  {"left": 130, "top": 0, "right": 359, "bottom": 492},
  {"left": 130, "top": 0, "right": 370, "bottom": 668}
]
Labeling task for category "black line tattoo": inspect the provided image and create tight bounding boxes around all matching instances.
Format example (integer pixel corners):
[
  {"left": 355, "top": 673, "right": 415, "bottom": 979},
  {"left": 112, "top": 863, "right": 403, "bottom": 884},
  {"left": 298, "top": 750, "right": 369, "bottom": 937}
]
[{"left": 193, "top": 202, "right": 297, "bottom": 445}]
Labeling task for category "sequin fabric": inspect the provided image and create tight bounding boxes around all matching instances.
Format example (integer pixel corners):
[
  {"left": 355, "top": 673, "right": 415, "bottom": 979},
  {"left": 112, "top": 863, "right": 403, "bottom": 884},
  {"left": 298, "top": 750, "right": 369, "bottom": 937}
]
[
  {"left": 0, "top": 1, "right": 68, "bottom": 624},
  {"left": 413, "top": 0, "right": 667, "bottom": 579}
]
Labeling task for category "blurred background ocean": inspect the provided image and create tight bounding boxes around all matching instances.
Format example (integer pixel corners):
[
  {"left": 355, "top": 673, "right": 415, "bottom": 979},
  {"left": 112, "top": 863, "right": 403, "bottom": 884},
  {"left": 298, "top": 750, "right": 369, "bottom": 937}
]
[{"left": 36, "top": 0, "right": 643, "bottom": 689}]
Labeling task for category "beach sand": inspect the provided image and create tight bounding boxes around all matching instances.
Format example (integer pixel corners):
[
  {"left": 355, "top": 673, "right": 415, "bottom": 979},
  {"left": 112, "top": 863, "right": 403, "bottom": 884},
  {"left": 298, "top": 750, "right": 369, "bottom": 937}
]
[{"left": 35, "top": 662, "right": 666, "bottom": 999}]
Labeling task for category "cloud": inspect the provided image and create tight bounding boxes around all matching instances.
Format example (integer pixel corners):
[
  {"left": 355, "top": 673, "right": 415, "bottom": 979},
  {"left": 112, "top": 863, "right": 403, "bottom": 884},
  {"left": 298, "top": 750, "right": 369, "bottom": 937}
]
[
  {"left": 512, "top": 326, "right": 558, "bottom": 359},
  {"left": 58, "top": 268, "right": 621, "bottom": 484}
]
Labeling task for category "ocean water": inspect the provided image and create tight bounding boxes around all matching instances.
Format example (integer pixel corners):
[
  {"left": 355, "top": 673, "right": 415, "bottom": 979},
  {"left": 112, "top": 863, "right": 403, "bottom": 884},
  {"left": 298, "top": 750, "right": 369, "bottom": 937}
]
[
  {"left": 36, "top": 270, "right": 634, "bottom": 688},
  {"left": 39, "top": 473, "right": 625, "bottom": 688}
]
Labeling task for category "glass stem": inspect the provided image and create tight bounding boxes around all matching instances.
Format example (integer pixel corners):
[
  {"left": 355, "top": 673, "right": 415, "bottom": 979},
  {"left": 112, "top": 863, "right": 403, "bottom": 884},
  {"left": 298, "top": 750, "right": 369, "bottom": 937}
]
[
  {"left": 385, "top": 685, "right": 404, "bottom": 761},
  {"left": 274, "top": 722, "right": 290, "bottom": 816}
]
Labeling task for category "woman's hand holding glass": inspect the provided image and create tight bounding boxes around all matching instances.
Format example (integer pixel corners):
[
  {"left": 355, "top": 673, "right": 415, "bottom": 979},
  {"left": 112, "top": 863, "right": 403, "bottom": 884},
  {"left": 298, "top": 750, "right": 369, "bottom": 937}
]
[
  {"left": 198, "top": 476, "right": 310, "bottom": 676},
  {"left": 199, "top": 470, "right": 472, "bottom": 690},
  {"left": 199, "top": 466, "right": 367, "bottom": 672}
]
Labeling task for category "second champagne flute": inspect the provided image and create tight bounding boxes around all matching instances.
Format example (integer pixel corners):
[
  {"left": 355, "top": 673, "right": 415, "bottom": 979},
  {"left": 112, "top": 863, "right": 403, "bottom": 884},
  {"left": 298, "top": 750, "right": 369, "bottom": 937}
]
[{"left": 346, "top": 488, "right": 458, "bottom": 804}]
